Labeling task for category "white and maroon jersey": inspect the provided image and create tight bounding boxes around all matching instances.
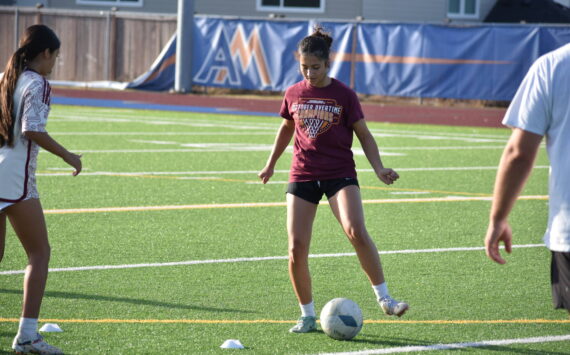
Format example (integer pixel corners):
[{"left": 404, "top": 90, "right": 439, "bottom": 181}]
[{"left": 0, "top": 69, "right": 50, "bottom": 203}]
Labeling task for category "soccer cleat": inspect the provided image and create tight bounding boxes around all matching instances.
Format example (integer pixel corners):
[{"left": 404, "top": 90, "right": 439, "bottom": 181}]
[
  {"left": 12, "top": 333, "right": 63, "bottom": 354},
  {"left": 379, "top": 296, "right": 409, "bottom": 317},
  {"left": 289, "top": 316, "right": 317, "bottom": 333}
]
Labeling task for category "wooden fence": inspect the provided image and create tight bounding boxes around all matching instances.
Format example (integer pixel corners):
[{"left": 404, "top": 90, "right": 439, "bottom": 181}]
[{"left": 0, "top": 6, "right": 177, "bottom": 82}]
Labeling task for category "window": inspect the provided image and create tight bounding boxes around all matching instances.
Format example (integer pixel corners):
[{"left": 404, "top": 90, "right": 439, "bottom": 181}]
[
  {"left": 448, "top": 0, "right": 479, "bottom": 19},
  {"left": 257, "top": 0, "right": 325, "bottom": 13},
  {"left": 77, "top": 0, "right": 143, "bottom": 7}
]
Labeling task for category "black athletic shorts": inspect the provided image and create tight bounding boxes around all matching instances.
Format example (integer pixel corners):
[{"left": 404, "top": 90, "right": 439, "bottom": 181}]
[
  {"left": 286, "top": 178, "right": 359, "bottom": 205},
  {"left": 551, "top": 250, "right": 570, "bottom": 310}
]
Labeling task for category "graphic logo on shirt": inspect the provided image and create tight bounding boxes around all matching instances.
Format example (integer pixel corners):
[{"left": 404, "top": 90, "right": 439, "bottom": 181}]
[
  {"left": 292, "top": 98, "right": 343, "bottom": 139},
  {"left": 193, "top": 24, "right": 271, "bottom": 87}
]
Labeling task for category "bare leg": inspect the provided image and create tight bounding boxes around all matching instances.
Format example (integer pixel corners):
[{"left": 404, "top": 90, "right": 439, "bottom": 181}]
[
  {"left": 286, "top": 193, "right": 318, "bottom": 305},
  {"left": 6, "top": 199, "right": 50, "bottom": 318},
  {"left": 0, "top": 211, "right": 5, "bottom": 263},
  {"left": 328, "top": 185, "right": 385, "bottom": 285}
]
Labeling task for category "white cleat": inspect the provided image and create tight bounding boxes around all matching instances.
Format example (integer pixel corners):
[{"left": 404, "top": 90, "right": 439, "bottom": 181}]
[
  {"left": 12, "top": 333, "right": 63, "bottom": 354},
  {"left": 379, "top": 296, "right": 409, "bottom": 317}
]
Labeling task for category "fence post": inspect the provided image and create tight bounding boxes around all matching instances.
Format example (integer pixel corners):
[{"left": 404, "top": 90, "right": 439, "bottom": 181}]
[
  {"left": 174, "top": 0, "right": 194, "bottom": 93},
  {"left": 35, "top": 3, "right": 43, "bottom": 24},
  {"left": 349, "top": 21, "right": 358, "bottom": 90},
  {"left": 109, "top": 7, "right": 117, "bottom": 81},
  {"left": 14, "top": 7, "right": 19, "bottom": 50}
]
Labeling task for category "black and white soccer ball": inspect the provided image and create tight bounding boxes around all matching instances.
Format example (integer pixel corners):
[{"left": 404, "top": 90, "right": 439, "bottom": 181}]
[{"left": 320, "top": 298, "right": 363, "bottom": 340}]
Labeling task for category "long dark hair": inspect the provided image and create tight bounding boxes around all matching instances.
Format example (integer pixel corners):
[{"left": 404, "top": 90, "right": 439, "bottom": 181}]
[
  {"left": 0, "top": 24, "right": 60, "bottom": 147},
  {"left": 298, "top": 24, "right": 333, "bottom": 63}
]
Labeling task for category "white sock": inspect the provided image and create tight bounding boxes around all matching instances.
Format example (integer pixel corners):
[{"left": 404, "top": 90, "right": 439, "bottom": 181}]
[
  {"left": 372, "top": 283, "right": 390, "bottom": 300},
  {"left": 16, "top": 317, "right": 38, "bottom": 342},
  {"left": 299, "top": 301, "right": 316, "bottom": 317}
]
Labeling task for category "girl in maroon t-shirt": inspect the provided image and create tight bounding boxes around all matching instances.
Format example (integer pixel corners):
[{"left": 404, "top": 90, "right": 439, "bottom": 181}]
[{"left": 259, "top": 25, "right": 408, "bottom": 333}]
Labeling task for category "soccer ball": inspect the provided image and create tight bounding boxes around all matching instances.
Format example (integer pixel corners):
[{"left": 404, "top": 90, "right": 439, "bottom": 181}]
[{"left": 320, "top": 298, "right": 363, "bottom": 340}]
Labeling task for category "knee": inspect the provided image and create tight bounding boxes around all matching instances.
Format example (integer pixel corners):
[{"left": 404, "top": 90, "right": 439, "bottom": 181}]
[
  {"left": 28, "top": 244, "right": 51, "bottom": 266},
  {"left": 344, "top": 225, "right": 369, "bottom": 246},
  {"left": 289, "top": 238, "right": 309, "bottom": 264}
]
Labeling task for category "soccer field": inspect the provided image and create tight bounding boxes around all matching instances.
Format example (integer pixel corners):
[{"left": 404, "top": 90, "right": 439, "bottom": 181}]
[{"left": 1, "top": 105, "right": 569, "bottom": 354}]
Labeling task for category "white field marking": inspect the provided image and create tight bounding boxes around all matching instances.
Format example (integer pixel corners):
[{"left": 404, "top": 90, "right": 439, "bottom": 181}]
[
  {"left": 0, "top": 244, "right": 544, "bottom": 275},
  {"left": 367, "top": 127, "right": 510, "bottom": 140},
  {"left": 369, "top": 131, "right": 507, "bottom": 143},
  {"left": 51, "top": 115, "right": 276, "bottom": 131},
  {"left": 352, "top": 148, "right": 405, "bottom": 156},
  {"left": 51, "top": 112, "right": 513, "bottom": 141},
  {"left": 128, "top": 140, "right": 179, "bottom": 145},
  {"left": 316, "top": 334, "right": 570, "bottom": 355},
  {"left": 37, "top": 146, "right": 508, "bottom": 154},
  {"left": 51, "top": 112, "right": 279, "bottom": 129},
  {"left": 390, "top": 191, "right": 431, "bottom": 195},
  {"left": 378, "top": 145, "right": 506, "bottom": 150},
  {"left": 50, "top": 131, "right": 275, "bottom": 136},
  {"left": 35, "top": 166, "right": 550, "bottom": 177},
  {"left": 176, "top": 176, "right": 229, "bottom": 180},
  {"left": 39, "top": 195, "right": 547, "bottom": 215},
  {"left": 51, "top": 112, "right": 280, "bottom": 129},
  {"left": 52, "top": 111, "right": 509, "bottom": 140}
]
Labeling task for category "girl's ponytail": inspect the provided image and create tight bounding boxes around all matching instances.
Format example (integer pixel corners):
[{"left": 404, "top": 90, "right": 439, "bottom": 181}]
[
  {"left": 0, "top": 47, "right": 26, "bottom": 147},
  {"left": 0, "top": 24, "right": 60, "bottom": 147}
]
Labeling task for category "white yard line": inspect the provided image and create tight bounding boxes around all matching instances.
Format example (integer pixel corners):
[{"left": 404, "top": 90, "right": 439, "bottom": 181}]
[
  {"left": 50, "top": 131, "right": 276, "bottom": 136},
  {"left": 315, "top": 334, "right": 570, "bottom": 355},
  {"left": 0, "top": 244, "right": 544, "bottom": 275},
  {"left": 38, "top": 146, "right": 508, "bottom": 154},
  {"left": 36, "top": 166, "right": 549, "bottom": 177}
]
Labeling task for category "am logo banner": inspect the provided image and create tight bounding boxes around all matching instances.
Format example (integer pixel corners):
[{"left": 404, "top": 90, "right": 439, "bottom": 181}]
[{"left": 128, "top": 16, "right": 570, "bottom": 101}]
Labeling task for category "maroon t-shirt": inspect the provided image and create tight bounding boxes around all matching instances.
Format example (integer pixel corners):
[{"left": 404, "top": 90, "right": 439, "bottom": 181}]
[{"left": 280, "top": 78, "right": 364, "bottom": 182}]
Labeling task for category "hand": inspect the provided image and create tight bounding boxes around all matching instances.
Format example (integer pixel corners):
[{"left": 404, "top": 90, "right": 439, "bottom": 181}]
[
  {"left": 258, "top": 165, "right": 274, "bottom": 184},
  {"left": 377, "top": 168, "right": 399, "bottom": 185},
  {"left": 63, "top": 152, "right": 83, "bottom": 176},
  {"left": 484, "top": 220, "right": 513, "bottom": 264}
]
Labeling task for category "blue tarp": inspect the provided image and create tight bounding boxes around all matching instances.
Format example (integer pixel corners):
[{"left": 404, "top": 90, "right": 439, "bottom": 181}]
[{"left": 127, "top": 17, "right": 570, "bottom": 101}]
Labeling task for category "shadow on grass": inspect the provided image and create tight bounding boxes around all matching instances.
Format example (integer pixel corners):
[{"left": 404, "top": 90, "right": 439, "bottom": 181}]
[{"left": 0, "top": 288, "right": 255, "bottom": 315}]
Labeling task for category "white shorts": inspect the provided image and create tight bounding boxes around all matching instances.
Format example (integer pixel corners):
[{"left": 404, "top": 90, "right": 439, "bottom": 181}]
[{"left": 0, "top": 201, "right": 14, "bottom": 212}]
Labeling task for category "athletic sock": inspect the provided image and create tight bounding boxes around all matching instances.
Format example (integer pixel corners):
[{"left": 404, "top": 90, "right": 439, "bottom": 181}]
[
  {"left": 372, "top": 282, "right": 390, "bottom": 300},
  {"left": 300, "top": 301, "right": 316, "bottom": 317},
  {"left": 16, "top": 317, "right": 38, "bottom": 342}
]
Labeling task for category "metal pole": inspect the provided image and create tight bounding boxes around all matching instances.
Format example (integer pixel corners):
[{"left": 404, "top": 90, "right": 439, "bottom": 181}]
[
  {"left": 174, "top": 0, "right": 194, "bottom": 93},
  {"left": 104, "top": 11, "right": 110, "bottom": 80},
  {"left": 14, "top": 7, "right": 19, "bottom": 50}
]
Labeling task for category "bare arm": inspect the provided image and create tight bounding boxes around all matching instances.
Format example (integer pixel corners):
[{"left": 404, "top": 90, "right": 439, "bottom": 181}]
[
  {"left": 24, "top": 131, "right": 82, "bottom": 176},
  {"left": 485, "top": 128, "right": 543, "bottom": 264},
  {"left": 258, "top": 119, "right": 295, "bottom": 184},
  {"left": 353, "top": 119, "right": 399, "bottom": 185}
]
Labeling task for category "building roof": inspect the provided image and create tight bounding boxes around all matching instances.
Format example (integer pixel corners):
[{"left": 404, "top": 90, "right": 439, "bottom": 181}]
[{"left": 484, "top": 0, "right": 570, "bottom": 23}]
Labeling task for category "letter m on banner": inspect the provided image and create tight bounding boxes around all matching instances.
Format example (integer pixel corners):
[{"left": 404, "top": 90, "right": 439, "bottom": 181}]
[{"left": 194, "top": 23, "right": 272, "bottom": 88}]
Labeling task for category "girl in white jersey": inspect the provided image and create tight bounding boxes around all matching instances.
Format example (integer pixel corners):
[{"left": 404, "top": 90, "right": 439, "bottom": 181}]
[{"left": 0, "top": 24, "right": 82, "bottom": 354}]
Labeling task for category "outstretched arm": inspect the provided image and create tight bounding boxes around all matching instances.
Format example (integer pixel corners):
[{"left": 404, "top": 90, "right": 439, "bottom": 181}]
[
  {"left": 485, "top": 128, "right": 543, "bottom": 264},
  {"left": 258, "top": 119, "right": 295, "bottom": 184},
  {"left": 353, "top": 119, "right": 399, "bottom": 185},
  {"left": 24, "top": 131, "right": 82, "bottom": 176}
]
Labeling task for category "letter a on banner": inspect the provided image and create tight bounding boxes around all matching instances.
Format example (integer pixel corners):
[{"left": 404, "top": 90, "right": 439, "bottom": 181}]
[
  {"left": 194, "top": 25, "right": 242, "bottom": 86},
  {"left": 194, "top": 23, "right": 271, "bottom": 88}
]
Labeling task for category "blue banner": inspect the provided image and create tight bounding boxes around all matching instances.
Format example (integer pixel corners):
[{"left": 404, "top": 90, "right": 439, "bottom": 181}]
[{"left": 128, "top": 17, "right": 570, "bottom": 101}]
